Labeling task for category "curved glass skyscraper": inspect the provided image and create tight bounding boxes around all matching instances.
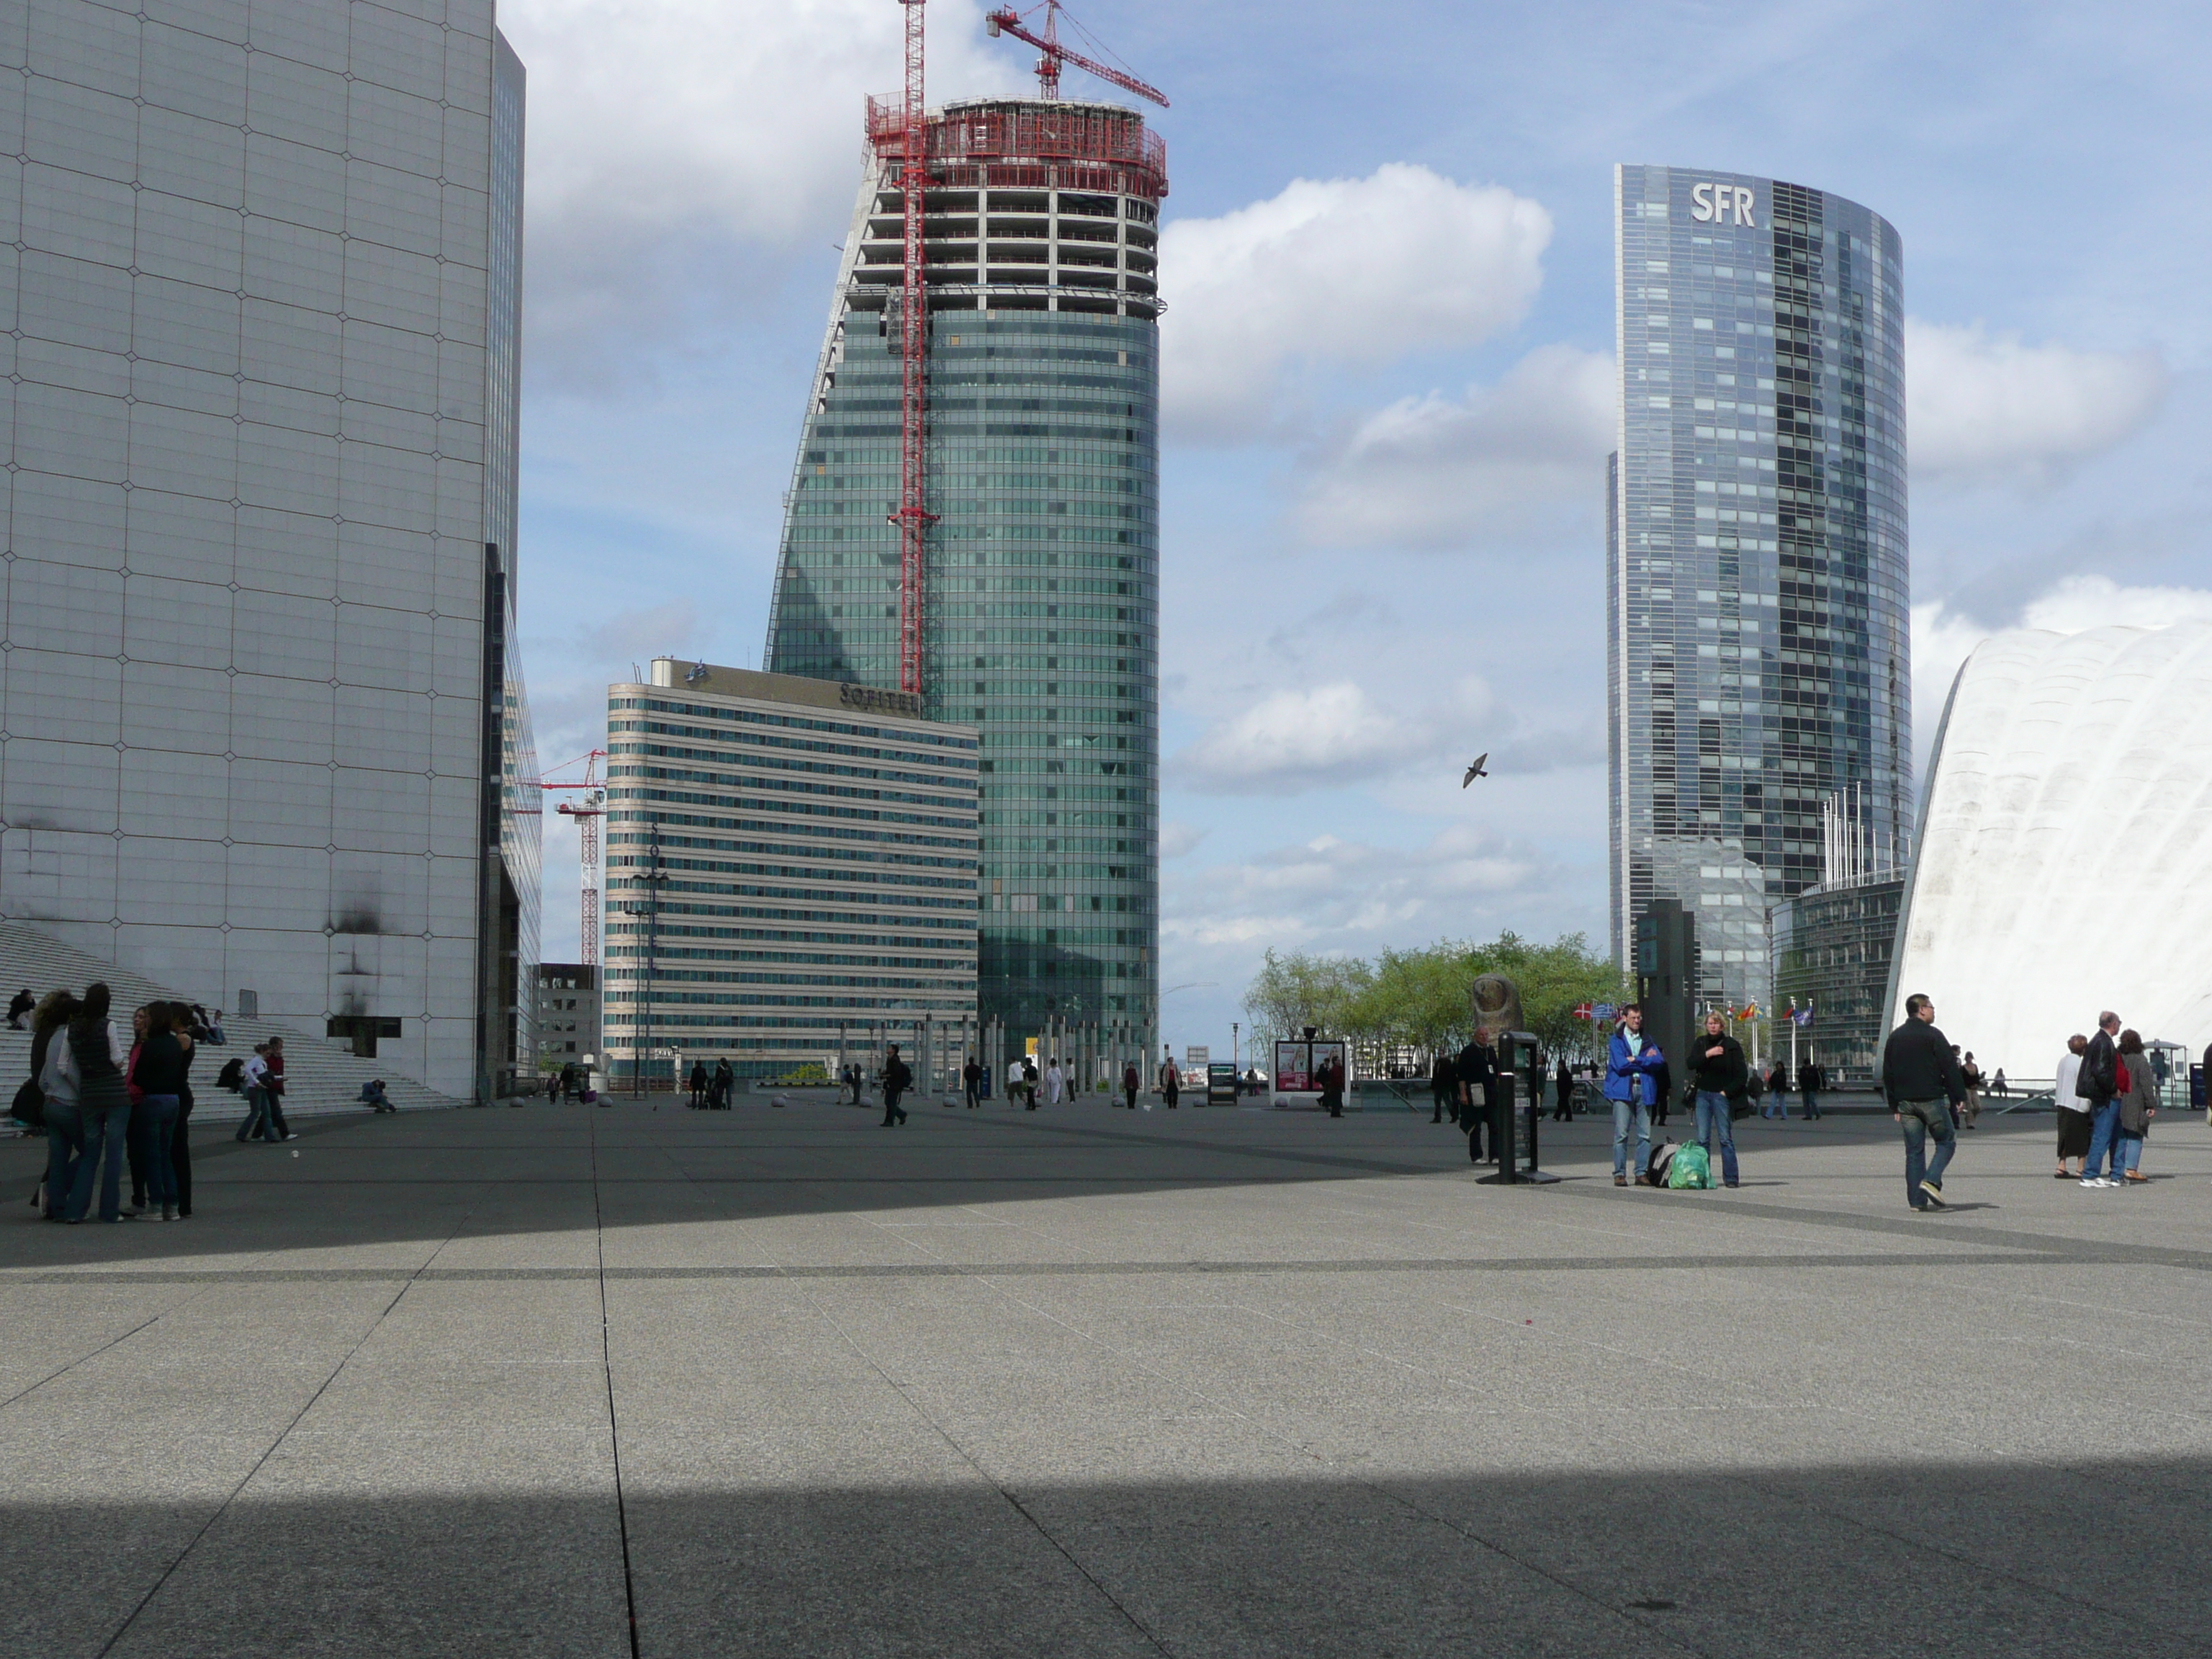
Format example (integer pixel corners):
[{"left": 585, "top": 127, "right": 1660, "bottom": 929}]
[
  {"left": 764, "top": 99, "right": 1162, "bottom": 1048},
  {"left": 1609, "top": 166, "right": 1910, "bottom": 1014}
]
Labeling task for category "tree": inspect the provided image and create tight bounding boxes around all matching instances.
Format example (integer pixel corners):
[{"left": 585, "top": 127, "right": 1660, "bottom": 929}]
[{"left": 1240, "top": 950, "right": 1372, "bottom": 1049}]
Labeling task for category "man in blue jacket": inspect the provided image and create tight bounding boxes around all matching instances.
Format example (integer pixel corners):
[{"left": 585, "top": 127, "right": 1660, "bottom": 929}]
[{"left": 1606, "top": 1006, "right": 1665, "bottom": 1187}]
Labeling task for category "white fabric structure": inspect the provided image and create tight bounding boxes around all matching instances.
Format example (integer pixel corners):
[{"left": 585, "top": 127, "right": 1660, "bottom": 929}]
[{"left": 1890, "top": 622, "right": 2212, "bottom": 1076}]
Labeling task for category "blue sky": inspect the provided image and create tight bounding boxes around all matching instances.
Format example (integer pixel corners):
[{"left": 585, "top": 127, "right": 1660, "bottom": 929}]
[{"left": 502, "top": 0, "right": 2211, "bottom": 1054}]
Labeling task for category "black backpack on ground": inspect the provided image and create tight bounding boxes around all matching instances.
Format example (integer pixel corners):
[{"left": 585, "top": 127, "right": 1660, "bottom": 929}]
[{"left": 1642, "top": 1141, "right": 1677, "bottom": 1187}]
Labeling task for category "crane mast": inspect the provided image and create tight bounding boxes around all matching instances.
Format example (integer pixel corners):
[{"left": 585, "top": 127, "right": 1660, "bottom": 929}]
[{"left": 892, "top": 0, "right": 933, "bottom": 697}]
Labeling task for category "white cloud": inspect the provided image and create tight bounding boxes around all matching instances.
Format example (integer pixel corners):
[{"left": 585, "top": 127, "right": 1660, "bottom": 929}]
[
  {"left": 1159, "top": 821, "right": 1208, "bottom": 860},
  {"left": 1170, "top": 678, "right": 1491, "bottom": 795},
  {"left": 1907, "top": 319, "right": 2167, "bottom": 485},
  {"left": 1159, "top": 165, "right": 1552, "bottom": 441},
  {"left": 1159, "top": 823, "right": 1580, "bottom": 956},
  {"left": 505, "top": 0, "right": 1019, "bottom": 379},
  {"left": 1292, "top": 345, "right": 1614, "bottom": 549}
]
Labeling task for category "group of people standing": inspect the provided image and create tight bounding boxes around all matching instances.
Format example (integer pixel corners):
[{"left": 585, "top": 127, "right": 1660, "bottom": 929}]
[
  {"left": 685, "top": 1058, "right": 736, "bottom": 1110},
  {"left": 2053, "top": 1014, "right": 2160, "bottom": 1187},
  {"left": 1601, "top": 1006, "right": 1748, "bottom": 1188},
  {"left": 25, "top": 983, "right": 229, "bottom": 1225}
]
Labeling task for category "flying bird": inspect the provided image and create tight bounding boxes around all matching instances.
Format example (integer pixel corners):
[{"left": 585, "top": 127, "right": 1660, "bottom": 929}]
[{"left": 1461, "top": 754, "right": 1490, "bottom": 788}]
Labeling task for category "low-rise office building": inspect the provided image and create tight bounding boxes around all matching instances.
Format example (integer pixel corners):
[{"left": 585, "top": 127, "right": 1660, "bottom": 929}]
[
  {"left": 602, "top": 660, "right": 979, "bottom": 1084},
  {"left": 535, "top": 962, "right": 600, "bottom": 1067}
]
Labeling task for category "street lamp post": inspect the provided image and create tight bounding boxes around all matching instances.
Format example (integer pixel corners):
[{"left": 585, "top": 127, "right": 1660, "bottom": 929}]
[{"left": 621, "top": 819, "right": 672, "bottom": 1102}]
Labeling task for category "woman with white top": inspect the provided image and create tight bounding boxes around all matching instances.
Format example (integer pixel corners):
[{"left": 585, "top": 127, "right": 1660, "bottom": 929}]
[
  {"left": 32, "top": 989, "right": 83, "bottom": 1220},
  {"left": 2053, "top": 1035, "right": 2090, "bottom": 1179}
]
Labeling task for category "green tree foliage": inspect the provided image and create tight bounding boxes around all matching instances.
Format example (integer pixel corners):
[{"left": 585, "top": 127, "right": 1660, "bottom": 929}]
[{"left": 1244, "top": 932, "right": 1627, "bottom": 1063}]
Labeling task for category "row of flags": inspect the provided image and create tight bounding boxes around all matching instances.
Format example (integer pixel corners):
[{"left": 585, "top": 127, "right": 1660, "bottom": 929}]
[{"left": 1572, "top": 1000, "right": 1816, "bottom": 1025}]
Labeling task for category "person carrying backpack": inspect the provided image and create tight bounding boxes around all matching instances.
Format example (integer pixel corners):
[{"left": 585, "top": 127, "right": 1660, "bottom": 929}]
[{"left": 1689, "top": 1012, "right": 1745, "bottom": 1188}]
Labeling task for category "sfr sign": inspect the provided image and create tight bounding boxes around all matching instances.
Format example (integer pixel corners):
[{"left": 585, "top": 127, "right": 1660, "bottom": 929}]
[{"left": 1691, "top": 181, "right": 1756, "bottom": 227}]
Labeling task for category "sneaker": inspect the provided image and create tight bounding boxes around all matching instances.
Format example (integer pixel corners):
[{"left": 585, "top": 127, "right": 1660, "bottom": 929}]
[
  {"left": 1919, "top": 1182, "right": 1947, "bottom": 1209},
  {"left": 2078, "top": 1177, "right": 2110, "bottom": 1188},
  {"left": 1614, "top": 1174, "right": 1628, "bottom": 1187}
]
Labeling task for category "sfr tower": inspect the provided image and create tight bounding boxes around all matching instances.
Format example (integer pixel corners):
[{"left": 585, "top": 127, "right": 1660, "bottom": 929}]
[{"left": 763, "top": 92, "right": 1163, "bottom": 1050}]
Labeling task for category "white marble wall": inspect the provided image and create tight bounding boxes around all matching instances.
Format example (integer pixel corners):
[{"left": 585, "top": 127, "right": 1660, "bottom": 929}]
[{"left": 0, "top": 0, "right": 511, "bottom": 1098}]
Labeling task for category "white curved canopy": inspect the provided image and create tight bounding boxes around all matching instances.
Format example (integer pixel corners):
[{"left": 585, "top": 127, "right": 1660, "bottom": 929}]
[{"left": 1890, "top": 621, "right": 2212, "bottom": 1077}]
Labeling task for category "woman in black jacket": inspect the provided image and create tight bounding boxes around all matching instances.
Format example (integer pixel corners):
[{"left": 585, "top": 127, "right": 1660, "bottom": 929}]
[{"left": 133, "top": 1003, "right": 192, "bottom": 1221}]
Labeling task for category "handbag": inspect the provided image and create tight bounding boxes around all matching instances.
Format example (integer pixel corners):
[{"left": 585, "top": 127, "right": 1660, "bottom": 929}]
[{"left": 9, "top": 1075, "right": 43, "bottom": 1129}]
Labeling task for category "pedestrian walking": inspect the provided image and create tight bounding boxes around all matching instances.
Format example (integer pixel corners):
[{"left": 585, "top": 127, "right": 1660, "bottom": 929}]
[
  {"left": 1430, "top": 1049, "right": 1455, "bottom": 1123},
  {"left": 1799, "top": 1060, "right": 1823, "bottom": 1119},
  {"left": 879, "top": 1045, "right": 911, "bottom": 1127},
  {"left": 1121, "top": 1060, "right": 1139, "bottom": 1110},
  {"left": 1690, "top": 1012, "right": 1745, "bottom": 1187},
  {"left": 2113, "top": 1029, "right": 2158, "bottom": 1185},
  {"left": 688, "top": 1061, "right": 707, "bottom": 1109},
  {"left": 1552, "top": 1056, "right": 1573, "bottom": 1122},
  {"left": 963, "top": 1054, "right": 982, "bottom": 1109},
  {"left": 1160, "top": 1054, "right": 1180, "bottom": 1110},
  {"left": 237, "top": 1044, "right": 277, "bottom": 1141},
  {"left": 1648, "top": 1052, "right": 1674, "bottom": 1128},
  {"left": 2077, "top": 1012, "right": 2124, "bottom": 1187},
  {"left": 1022, "top": 1055, "right": 1040, "bottom": 1109},
  {"left": 1046, "top": 1056, "right": 1066, "bottom": 1106},
  {"left": 1605, "top": 1007, "right": 1663, "bottom": 1187},
  {"left": 2053, "top": 1035, "right": 2090, "bottom": 1178},
  {"left": 1959, "top": 1051, "right": 1984, "bottom": 1128},
  {"left": 1881, "top": 993, "right": 1966, "bottom": 1210},
  {"left": 1457, "top": 1030, "right": 1498, "bottom": 1165},
  {"left": 713, "top": 1058, "right": 734, "bottom": 1109},
  {"left": 32, "top": 990, "right": 83, "bottom": 1220},
  {"left": 1321, "top": 1051, "right": 1346, "bottom": 1118},
  {"left": 263, "top": 1038, "right": 296, "bottom": 1140},
  {"left": 61, "top": 982, "right": 132, "bottom": 1224}
]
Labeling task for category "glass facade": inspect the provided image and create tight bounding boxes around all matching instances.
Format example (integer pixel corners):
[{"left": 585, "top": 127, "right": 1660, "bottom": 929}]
[
  {"left": 1609, "top": 166, "right": 1910, "bottom": 1014},
  {"left": 1770, "top": 875, "right": 1903, "bottom": 1082},
  {"left": 603, "top": 661, "right": 979, "bottom": 1082},
  {"left": 764, "top": 99, "right": 1161, "bottom": 1047},
  {"left": 0, "top": 1, "right": 535, "bottom": 1102}
]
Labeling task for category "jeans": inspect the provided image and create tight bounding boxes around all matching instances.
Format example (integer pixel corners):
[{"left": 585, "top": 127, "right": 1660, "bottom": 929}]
[
  {"left": 1760, "top": 1091, "right": 1784, "bottom": 1120},
  {"left": 881, "top": 1088, "right": 907, "bottom": 1126},
  {"left": 1612, "top": 1096, "right": 1650, "bottom": 1177},
  {"left": 1897, "top": 1099, "right": 1956, "bottom": 1207},
  {"left": 2081, "top": 1100, "right": 2122, "bottom": 1178},
  {"left": 1801, "top": 1089, "right": 1821, "bottom": 1119},
  {"left": 67, "top": 1102, "right": 133, "bottom": 1222},
  {"left": 140, "top": 1094, "right": 181, "bottom": 1207},
  {"left": 1694, "top": 1091, "right": 1741, "bottom": 1184},
  {"left": 126, "top": 1098, "right": 153, "bottom": 1205},
  {"left": 2115, "top": 1131, "right": 2145, "bottom": 1178},
  {"left": 238, "top": 1086, "right": 277, "bottom": 1141},
  {"left": 42, "top": 1099, "right": 84, "bottom": 1218}
]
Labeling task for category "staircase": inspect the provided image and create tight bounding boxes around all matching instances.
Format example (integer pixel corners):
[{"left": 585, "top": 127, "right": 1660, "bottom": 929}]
[{"left": 0, "top": 920, "right": 466, "bottom": 1126}]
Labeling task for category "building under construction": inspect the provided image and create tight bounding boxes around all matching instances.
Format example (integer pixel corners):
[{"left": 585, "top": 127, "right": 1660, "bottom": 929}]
[{"left": 763, "top": 76, "right": 1165, "bottom": 1056}]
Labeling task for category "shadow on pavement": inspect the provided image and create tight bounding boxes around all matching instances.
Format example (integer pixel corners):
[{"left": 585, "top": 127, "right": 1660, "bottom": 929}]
[{"left": 6, "top": 1456, "right": 2203, "bottom": 1658}]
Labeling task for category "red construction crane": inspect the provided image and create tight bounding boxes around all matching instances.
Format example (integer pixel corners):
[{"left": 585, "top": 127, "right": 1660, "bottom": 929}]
[
  {"left": 541, "top": 750, "right": 608, "bottom": 966},
  {"left": 984, "top": 3, "right": 1169, "bottom": 107},
  {"left": 890, "top": 0, "right": 933, "bottom": 697}
]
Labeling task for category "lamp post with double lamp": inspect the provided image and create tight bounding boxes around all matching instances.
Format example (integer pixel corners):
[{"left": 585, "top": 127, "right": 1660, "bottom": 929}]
[{"left": 621, "top": 820, "right": 673, "bottom": 1101}]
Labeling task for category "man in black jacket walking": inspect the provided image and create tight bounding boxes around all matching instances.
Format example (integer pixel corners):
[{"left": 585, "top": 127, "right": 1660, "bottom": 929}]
[
  {"left": 1456, "top": 1034, "right": 1498, "bottom": 1164},
  {"left": 1430, "top": 1050, "right": 1455, "bottom": 1124},
  {"left": 880, "top": 1046, "right": 911, "bottom": 1127},
  {"left": 1881, "top": 994, "right": 1967, "bottom": 1210}
]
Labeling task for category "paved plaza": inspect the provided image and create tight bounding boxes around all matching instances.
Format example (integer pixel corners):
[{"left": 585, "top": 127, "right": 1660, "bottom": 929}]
[{"left": 5, "top": 1095, "right": 2208, "bottom": 1657}]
